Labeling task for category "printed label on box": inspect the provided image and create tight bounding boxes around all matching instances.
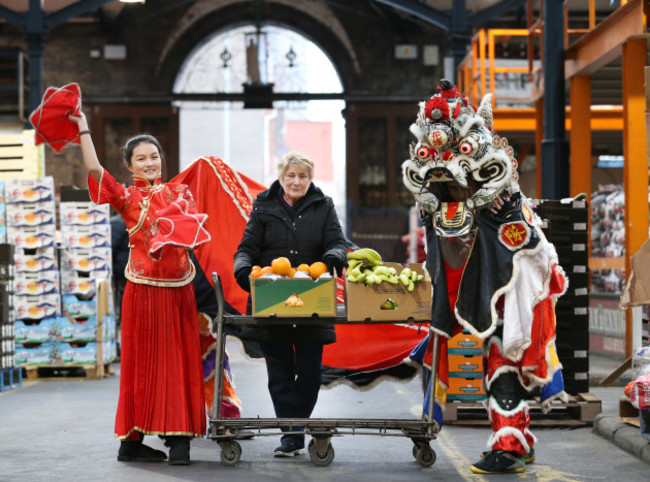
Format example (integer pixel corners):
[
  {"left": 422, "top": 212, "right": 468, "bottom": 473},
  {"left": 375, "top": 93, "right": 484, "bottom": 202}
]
[
  {"left": 60, "top": 202, "right": 110, "bottom": 225},
  {"left": 14, "top": 247, "right": 57, "bottom": 272},
  {"left": 6, "top": 201, "right": 56, "bottom": 227},
  {"left": 61, "top": 224, "right": 111, "bottom": 248},
  {"left": 7, "top": 224, "right": 56, "bottom": 248},
  {"left": 61, "top": 247, "right": 111, "bottom": 272},
  {"left": 14, "top": 270, "right": 59, "bottom": 296},
  {"left": 5, "top": 177, "right": 54, "bottom": 203}
]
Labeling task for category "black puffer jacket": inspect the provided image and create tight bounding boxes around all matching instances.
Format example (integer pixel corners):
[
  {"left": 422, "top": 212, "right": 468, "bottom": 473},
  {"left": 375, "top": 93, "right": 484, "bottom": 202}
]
[{"left": 233, "top": 180, "right": 347, "bottom": 344}]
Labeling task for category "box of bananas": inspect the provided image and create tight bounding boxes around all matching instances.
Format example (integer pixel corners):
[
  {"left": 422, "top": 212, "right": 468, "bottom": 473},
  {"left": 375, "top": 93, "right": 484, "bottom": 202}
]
[{"left": 345, "top": 248, "right": 431, "bottom": 322}]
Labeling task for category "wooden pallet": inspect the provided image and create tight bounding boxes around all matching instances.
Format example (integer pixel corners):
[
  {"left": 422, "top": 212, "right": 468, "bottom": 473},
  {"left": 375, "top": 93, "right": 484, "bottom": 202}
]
[
  {"left": 619, "top": 396, "right": 640, "bottom": 427},
  {"left": 22, "top": 363, "right": 112, "bottom": 381},
  {"left": 444, "top": 392, "right": 602, "bottom": 427}
]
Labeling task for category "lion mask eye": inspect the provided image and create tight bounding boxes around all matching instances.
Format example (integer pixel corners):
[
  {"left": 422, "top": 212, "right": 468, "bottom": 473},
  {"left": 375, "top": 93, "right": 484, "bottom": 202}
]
[
  {"left": 417, "top": 145, "right": 430, "bottom": 159},
  {"left": 459, "top": 138, "right": 478, "bottom": 155}
]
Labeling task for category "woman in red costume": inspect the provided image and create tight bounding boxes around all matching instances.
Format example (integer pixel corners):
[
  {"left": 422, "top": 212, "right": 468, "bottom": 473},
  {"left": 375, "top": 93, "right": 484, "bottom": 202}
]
[{"left": 70, "top": 113, "right": 208, "bottom": 465}]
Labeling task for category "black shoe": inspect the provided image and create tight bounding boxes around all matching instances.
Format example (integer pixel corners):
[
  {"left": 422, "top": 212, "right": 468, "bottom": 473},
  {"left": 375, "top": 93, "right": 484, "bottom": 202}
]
[
  {"left": 481, "top": 447, "right": 535, "bottom": 464},
  {"left": 273, "top": 440, "right": 305, "bottom": 457},
  {"left": 164, "top": 436, "right": 191, "bottom": 465},
  {"left": 470, "top": 450, "right": 525, "bottom": 474},
  {"left": 117, "top": 441, "right": 167, "bottom": 462}
]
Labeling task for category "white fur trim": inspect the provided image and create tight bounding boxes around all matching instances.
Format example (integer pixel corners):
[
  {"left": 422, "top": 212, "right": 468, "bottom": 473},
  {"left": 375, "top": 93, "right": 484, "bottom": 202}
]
[
  {"left": 487, "top": 427, "right": 531, "bottom": 453},
  {"left": 487, "top": 396, "right": 529, "bottom": 418}
]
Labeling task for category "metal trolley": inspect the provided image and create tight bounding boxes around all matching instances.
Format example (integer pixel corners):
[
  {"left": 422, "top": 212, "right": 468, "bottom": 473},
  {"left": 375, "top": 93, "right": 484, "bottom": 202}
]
[{"left": 208, "top": 273, "right": 441, "bottom": 467}]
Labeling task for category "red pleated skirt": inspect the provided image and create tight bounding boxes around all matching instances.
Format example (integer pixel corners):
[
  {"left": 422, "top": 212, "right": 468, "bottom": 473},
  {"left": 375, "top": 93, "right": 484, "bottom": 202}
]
[{"left": 115, "top": 281, "right": 206, "bottom": 440}]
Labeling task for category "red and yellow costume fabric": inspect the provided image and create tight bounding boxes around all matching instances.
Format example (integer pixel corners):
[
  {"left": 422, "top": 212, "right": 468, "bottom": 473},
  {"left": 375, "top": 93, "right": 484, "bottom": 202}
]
[{"left": 88, "top": 169, "right": 208, "bottom": 440}]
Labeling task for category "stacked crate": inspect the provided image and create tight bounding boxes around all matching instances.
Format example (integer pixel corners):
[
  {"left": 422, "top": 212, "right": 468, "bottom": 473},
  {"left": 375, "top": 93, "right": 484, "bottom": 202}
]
[
  {"left": 533, "top": 199, "right": 590, "bottom": 394},
  {"left": 446, "top": 330, "right": 486, "bottom": 401},
  {"left": 0, "top": 243, "right": 20, "bottom": 391},
  {"left": 7, "top": 177, "right": 62, "bottom": 368},
  {"left": 58, "top": 188, "right": 116, "bottom": 371}
]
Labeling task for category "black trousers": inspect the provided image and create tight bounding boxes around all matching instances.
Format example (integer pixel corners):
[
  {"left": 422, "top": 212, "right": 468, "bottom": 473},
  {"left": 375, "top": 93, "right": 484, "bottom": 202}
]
[{"left": 260, "top": 341, "right": 324, "bottom": 447}]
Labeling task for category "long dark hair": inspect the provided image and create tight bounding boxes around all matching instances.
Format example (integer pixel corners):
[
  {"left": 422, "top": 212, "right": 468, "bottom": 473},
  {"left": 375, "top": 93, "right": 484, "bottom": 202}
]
[{"left": 122, "top": 134, "right": 164, "bottom": 167}]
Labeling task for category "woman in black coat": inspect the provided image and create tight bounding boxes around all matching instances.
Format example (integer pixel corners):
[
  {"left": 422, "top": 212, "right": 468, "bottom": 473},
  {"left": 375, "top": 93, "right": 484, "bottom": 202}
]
[{"left": 234, "top": 151, "right": 347, "bottom": 457}]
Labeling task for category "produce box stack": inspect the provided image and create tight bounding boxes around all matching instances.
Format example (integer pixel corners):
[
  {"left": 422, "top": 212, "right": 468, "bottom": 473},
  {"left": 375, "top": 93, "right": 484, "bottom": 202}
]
[
  {"left": 0, "top": 243, "right": 20, "bottom": 391},
  {"left": 446, "top": 330, "right": 485, "bottom": 401},
  {"left": 533, "top": 198, "right": 590, "bottom": 394},
  {"left": 7, "top": 177, "right": 63, "bottom": 368},
  {"left": 0, "top": 181, "right": 6, "bottom": 243},
  {"left": 58, "top": 187, "right": 116, "bottom": 368}
]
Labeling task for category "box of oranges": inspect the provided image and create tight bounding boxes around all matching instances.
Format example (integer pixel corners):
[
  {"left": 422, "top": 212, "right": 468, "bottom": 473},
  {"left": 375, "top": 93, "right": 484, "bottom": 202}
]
[{"left": 250, "top": 258, "right": 337, "bottom": 318}]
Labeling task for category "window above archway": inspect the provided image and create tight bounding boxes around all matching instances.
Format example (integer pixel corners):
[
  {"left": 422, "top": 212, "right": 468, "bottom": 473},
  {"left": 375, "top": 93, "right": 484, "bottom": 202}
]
[{"left": 174, "top": 24, "right": 343, "bottom": 95}]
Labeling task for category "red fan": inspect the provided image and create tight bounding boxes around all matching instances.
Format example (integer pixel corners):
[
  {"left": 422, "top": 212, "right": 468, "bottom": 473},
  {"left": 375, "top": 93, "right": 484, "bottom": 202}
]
[{"left": 29, "top": 82, "right": 83, "bottom": 152}]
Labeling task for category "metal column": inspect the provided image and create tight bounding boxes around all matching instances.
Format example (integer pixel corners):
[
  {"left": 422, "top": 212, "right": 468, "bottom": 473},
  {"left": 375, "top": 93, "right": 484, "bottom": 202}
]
[{"left": 540, "top": 0, "right": 569, "bottom": 199}]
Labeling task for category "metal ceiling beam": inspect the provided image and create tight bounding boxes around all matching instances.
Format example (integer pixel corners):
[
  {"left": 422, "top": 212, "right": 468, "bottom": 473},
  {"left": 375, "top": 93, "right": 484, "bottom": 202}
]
[
  {"left": 468, "top": 0, "right": 526, "bottom": 26},
  {"left": 0, "top": 4, "right": 26, "bottom": 28},
  {"left": 370, "top": 0, "right": 450, "bottom": 31},
  {"left": 45, "top": 0, "right": 116, "bottom": 30}
]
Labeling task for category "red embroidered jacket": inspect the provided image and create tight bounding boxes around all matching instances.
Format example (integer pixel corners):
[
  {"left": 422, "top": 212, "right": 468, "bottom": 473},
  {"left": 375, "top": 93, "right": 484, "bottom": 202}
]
[{"left": 88, "top": 169, "right": 204, "bottom": 287}]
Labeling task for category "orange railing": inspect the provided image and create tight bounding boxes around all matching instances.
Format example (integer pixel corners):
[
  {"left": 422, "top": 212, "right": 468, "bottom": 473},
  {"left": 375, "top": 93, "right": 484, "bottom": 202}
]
[
  {"left": 457, "top": 29, "right": 533, "bottom": 106},
  {"left": 458, "top": 1, "right": 629, "bottom": 106}
]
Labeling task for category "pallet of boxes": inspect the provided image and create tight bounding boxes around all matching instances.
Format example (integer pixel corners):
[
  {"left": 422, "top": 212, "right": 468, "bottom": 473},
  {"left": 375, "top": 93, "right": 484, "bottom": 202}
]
[
  {"left": 57, "top": 187, "right": 116, "bottom": 379},
  {"left": 0, "top": 240, "right": 21, "bottom": 392}
]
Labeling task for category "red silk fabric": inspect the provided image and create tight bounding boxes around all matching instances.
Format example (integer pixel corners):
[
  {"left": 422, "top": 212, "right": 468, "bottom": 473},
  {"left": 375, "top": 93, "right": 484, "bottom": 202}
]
[{"left": 29, "top": 83, "right": 83, "bottom": 152}]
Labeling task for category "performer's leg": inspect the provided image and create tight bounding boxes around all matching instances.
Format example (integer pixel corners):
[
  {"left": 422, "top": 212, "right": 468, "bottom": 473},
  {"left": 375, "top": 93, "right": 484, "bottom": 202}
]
[{"left": 470, "top": 336, "right": 531, "bottom": 474}]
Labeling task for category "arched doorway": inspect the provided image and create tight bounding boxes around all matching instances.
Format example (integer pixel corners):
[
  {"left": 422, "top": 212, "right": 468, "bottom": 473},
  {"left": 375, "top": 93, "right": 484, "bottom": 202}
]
[{"left": 173, "top": 23, "right": 346, "bottom": 227}]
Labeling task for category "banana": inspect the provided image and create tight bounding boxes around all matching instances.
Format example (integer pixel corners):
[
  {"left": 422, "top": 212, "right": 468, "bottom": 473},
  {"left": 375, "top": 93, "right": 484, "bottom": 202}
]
[
  {"left": 347, "top": 259, "right": 362, "bottom": 271},
  {"left": 398, "top": 273, "right": 411, "bottom": 287},
  {"left": 401, "top": 267, "right": 412, "bottom": 279},
  {"left": 347, "top": 248, "right": 383, "bottom": 266},
  {"left": 407, "top": 280, "right": 415, "bottom": 292},
  {"left": 372, "top": 266, "right": 392, "bottom": 277},
  {"left": 410, "top": 270, "right": 418, "bottom": 282}
]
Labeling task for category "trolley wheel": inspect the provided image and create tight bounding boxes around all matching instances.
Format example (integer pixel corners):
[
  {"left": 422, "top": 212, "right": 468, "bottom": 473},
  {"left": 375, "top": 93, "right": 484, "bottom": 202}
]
[
  {"left": 219, "top": 440, "right": 242, "bottom": 466},
  {"left": 308, "top": 438, "right": 335, "bottom": 466},
  {"left": 415, "top": 444, "right": 436, "bottom": 467}
]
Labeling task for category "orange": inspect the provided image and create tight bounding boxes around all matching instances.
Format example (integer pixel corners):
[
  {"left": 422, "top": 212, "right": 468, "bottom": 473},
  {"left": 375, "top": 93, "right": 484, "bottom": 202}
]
[
  {"left": 289, "top": 268, "right": 297, "bottom": 278},
  {"left": 271, "top": 257, "right": 292, "bottom": 276},
  {"left": 250, "top": 266, "right": 273, "bottom": 278},
  {"left": 297, "top": 263, "right": 310, "bottom": 273},
  {"left": 309, "top": 261, "right": 328, "bottom": 280}
]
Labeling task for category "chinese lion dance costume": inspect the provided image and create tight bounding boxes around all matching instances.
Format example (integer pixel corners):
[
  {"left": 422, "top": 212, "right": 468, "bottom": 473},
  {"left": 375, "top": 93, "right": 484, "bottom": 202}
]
[{"left": 403, "top": 80, "right": 568, "bottom": 474}]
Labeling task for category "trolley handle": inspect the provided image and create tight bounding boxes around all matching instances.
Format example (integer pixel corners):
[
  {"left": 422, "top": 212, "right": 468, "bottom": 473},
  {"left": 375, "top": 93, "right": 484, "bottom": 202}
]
[{"left": 211, "top": 272, "right": 226, "bottom": 331}]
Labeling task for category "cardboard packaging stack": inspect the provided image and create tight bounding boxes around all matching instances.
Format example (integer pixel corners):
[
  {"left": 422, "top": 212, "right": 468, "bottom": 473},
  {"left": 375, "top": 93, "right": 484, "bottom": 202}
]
[
  {"left": 446, "top": 330, "right": 486, "bottom": 401},
  {"left": 8, "top": 178, "right": 63, "bottom": 367},
  {"left": 57, "top": 188, "right": 116, "bottom": 367}
]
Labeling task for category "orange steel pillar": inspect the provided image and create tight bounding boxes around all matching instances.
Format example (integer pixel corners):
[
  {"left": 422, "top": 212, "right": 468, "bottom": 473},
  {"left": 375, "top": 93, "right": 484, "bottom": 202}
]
[
  {"left": 622, "top": 38, "right": 649, "bottom": 357},
  {"left": 535, "top": 98, "right": 544, "bottom": 198},
  {"left": 570, "top": 76, "right": 592, "bottom": 201}
]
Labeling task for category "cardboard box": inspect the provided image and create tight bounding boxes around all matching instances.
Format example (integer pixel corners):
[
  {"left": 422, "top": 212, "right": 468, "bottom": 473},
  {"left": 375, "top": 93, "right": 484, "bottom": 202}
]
[
  {"left": 345, "top": 262, "right": 431, "bottom": 322},
  {"left": 14, "top": 247, "right": 57, "bottom": 272},
  {"left": 251, "top": 276, "right": 336, "bottom": 317},
  {"left": 6, "top": 200, "right": 55, "bottom": 227},
  {"left": 448, "top": 354, "right": 483, "bottom": 377},
  {"left": 14, "top": 270, "right": 59, "bottom": 296},
  {"left": 61, "top": 247, "right": 111, "bottom": 272},
  {"left": 4, "top": 177, "right": 54, "bottom": 203},
  {"left": 448, "top": 331, "right": 481, "bottom": 350},
  {"left": 60, "top": 201, "right": 109, "bottom": 225},
  {"left": 13, "top": 293, "right": 60, "bottom": 320},
  {"left": 447, "top": 376, "right": 485, "bottom": 396},
  {"left": 7, "top": 224, "right": 56, "bottom": 248},
  {"left": 61, "top": 224, "right": 111, "bottom": 248},
  {"left": 621, "top": 236, "right": 650, "bottom": 308}
]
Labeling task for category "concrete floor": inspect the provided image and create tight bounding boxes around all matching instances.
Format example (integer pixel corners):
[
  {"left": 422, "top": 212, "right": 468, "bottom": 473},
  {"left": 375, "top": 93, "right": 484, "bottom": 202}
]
[{"left": 0, "top": 341, "right": 647, "bottom": 481}]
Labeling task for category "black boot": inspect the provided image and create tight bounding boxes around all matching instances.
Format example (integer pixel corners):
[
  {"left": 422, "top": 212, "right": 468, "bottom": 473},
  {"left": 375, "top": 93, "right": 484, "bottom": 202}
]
[
  {"left": 117, "top": 433, "right": 167, "bottom": 462},
  {"left": 164, "top": 436, "right": 191, "bottom": 465}
]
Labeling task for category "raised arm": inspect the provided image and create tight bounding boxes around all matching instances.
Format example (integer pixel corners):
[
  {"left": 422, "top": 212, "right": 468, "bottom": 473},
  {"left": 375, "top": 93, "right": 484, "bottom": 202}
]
[{"left": 69, "top": 113, "right": 103, "bottom": 182}]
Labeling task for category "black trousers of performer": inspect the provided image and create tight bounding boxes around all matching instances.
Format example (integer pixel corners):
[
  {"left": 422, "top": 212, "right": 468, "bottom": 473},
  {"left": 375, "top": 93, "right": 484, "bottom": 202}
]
[{"left": 260, "top": 341, "right": 324, "bottom": 447}]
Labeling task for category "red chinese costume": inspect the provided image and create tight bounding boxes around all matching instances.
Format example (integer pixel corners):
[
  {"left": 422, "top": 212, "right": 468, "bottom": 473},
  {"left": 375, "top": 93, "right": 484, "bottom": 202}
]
[{"left": 88, "top": 169, "right": 208, "bottom": 440}]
